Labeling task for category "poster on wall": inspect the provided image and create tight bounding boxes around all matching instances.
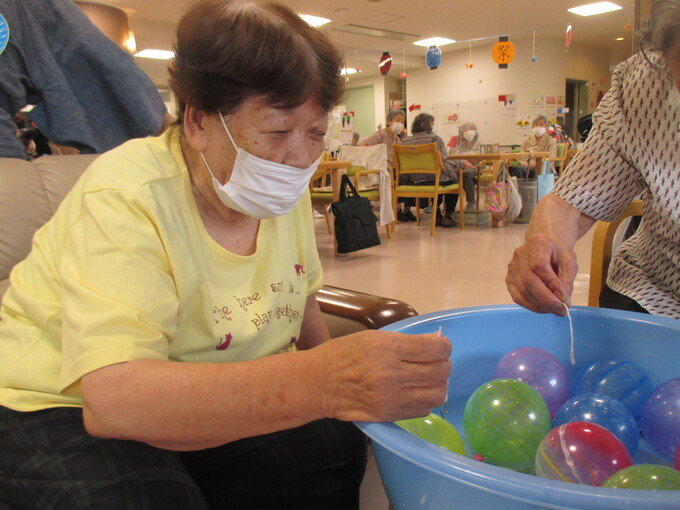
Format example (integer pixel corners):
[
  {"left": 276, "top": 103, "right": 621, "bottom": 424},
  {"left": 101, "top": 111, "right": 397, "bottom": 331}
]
[{"left": 325, "top": 108, "right": 354, "bottom": 153}]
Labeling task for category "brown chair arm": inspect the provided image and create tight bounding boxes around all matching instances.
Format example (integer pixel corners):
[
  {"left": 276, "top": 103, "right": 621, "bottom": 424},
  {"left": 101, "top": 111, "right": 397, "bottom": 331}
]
[{"left": 316, "top": 285, "right": 418, "bottom": 330}]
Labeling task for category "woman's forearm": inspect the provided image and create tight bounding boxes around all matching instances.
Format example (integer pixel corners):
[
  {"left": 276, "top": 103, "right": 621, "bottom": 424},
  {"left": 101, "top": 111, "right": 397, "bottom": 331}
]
[
  {"left": 82, "top": 353, "right": 326, "bottom": 451},
  {"left": 526, "top": 194, "right": 595, "bottom": 248}
]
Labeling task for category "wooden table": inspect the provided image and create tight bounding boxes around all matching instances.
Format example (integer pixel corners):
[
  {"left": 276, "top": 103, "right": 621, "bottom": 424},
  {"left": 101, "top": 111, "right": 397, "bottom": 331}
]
[
  {"left": 448, "top": 152, "right": 550, "bottom": 228},
  {"left": 448, "top": 151, "right": 550, "bottom": 180}
]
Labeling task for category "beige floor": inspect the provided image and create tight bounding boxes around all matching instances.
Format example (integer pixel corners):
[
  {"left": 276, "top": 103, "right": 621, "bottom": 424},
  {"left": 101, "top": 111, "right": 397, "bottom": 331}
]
[{"left": 315, "top": 211, "right": 595, "bottom": 315}]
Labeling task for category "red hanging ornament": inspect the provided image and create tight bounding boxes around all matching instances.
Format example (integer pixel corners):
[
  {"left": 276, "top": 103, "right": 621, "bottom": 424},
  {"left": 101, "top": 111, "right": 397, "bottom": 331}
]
[{"left": 379, "top": 51, "right": 392, "bottom": 75}]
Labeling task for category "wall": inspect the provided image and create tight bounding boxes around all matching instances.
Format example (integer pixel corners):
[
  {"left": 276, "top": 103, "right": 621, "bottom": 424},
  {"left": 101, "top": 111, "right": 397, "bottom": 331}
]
[{"left": 403, "top": 37, "right": 611, "bottom": 145}]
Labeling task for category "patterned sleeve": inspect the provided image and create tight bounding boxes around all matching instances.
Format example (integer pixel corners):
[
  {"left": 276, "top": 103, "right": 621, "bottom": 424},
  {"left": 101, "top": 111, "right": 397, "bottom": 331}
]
[{"left": 552, "top": 57, "right": 646, "bottom": 223}]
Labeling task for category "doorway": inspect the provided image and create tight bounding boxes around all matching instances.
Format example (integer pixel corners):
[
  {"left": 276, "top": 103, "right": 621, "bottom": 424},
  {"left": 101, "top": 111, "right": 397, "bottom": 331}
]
[
  {"left": 343, "top": 85, "right": 375, "bottom": 138},
  {"left": 565, "top": 79, "right": 589, "bottom": 145}
]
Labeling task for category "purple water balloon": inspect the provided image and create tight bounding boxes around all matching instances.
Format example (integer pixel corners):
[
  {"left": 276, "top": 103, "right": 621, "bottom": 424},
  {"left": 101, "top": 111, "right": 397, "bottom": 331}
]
[
  {"left": 494, "top": 347, "right": 570, "bottom": 417},
  {"left": 642, "top": 377, "right": 680, "bottom": 463}
]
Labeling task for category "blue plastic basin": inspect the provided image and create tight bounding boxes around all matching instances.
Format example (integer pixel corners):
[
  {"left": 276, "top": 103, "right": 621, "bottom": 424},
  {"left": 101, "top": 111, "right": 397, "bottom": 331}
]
[{"left": 355, "top": 305, "right": 680, "bottom": 510}]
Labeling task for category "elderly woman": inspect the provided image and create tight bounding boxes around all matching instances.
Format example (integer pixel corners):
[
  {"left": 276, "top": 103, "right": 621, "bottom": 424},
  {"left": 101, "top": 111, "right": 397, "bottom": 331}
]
[
  {"left": 450, "top": 121, "right": 482, "bottom": 210},
  {"left": 359, "top": 108, "right": 406, "bottom": 166},
  {"left": 397, "top": 113, "right": 473, "bottom": 227},
  {"left": 0, "top": 1, "right": 451, "bottom": 508},
  {"left": 512, "top": 115, "right": 557, "bottom": 178},
  {"left": 506, "top": 0, "right": 680, "bottom": 319}
]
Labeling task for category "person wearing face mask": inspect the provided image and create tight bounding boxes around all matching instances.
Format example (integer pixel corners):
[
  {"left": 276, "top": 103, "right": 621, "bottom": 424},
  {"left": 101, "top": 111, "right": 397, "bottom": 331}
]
[
  {"left": 359, "top": 108, "right": 407, "bottom": 167},
  {"left": 0, "top": 1, "right": 452, "bottom": 508},
  {"left": 450, "top": 121, "right": 482, "bottom": 211},
  {"left": 511, "top": 115, "right": 558, "bottom": 178},
  {"left": 506, "top": 0, "right": 680, "bottom": 320}
]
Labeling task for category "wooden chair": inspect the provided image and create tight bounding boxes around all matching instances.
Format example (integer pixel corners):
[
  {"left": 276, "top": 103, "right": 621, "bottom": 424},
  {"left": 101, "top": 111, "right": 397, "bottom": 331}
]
[
  {"left": 588, "top": 200, "right": 643, "bottom": 306},
  {"left": 392, "top": 143, "right": 464, "bottom": 236},
  {"left": 549, "top": 143, "right": 569, "bottom": 176},
  {"left": 339, "top": 144, "right": 394, "bottom": 238},
  {"left": 562, "top": 149, "right": 579, "bottom": 173},
  {"left": 309, "top": 167, "right": 334, "bottom": 234}
]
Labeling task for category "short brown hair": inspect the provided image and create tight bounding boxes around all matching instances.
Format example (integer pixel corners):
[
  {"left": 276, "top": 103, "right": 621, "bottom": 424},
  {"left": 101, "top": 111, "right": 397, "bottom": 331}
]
[
  {"left": 411, "top": 113, "right": 435, "bottom": 134},
  {"left": 169, "top": 0, "right": 344, "bottom": 122}
]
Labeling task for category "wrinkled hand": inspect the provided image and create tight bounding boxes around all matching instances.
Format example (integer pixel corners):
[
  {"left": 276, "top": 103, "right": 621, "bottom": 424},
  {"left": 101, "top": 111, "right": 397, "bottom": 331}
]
[
  {"left": 506, "top": 233, "right": 578, "bottom": 315},
  {"left": 314, "top": 330, "right": 451, "bottom": 422}
]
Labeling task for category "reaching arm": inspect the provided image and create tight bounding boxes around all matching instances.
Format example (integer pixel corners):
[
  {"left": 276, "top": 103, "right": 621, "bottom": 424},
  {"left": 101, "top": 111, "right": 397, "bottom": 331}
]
[
  {"left": 81, "top": 329, "right": 451, "bottom": 451},
  {"left": 506, "top": 193, "right": 596, "bottom": 315}
]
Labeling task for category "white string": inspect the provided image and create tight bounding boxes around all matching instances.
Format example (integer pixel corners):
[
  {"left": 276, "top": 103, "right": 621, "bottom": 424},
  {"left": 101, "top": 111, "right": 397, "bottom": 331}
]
[
  {"left": 434, "top": 326, "right": 449, "bottom": 416},
  {"left": 563, "top": 303, "right": 576, "bottom": 365}
]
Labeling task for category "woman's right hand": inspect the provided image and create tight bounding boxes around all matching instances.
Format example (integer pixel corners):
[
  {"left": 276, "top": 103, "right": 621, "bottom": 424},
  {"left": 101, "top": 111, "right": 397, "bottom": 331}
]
[
  {"left": 313, "top": 330, "right": 452, "bottom": 422},
  {"left": 506, "top": 233, "right": 578, "bottom": 315}
]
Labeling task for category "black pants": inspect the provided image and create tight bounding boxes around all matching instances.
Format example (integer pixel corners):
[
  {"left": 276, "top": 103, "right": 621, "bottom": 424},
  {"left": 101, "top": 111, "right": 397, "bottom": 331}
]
[
  {"left": 0, "top": 406, "right": 367, "bottom": 510},
  {"left": 599, "top": 284, "right": 649, "bottom": 314}
]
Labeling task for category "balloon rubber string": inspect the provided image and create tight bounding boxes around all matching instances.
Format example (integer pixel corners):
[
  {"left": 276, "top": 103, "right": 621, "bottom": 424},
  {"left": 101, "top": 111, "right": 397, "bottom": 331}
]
[
  {"left": 434, "top": 326, "right": 449, "bottom": 417},
  {"left": 563, "top": 303, "right": 576, "bottom": 365}
]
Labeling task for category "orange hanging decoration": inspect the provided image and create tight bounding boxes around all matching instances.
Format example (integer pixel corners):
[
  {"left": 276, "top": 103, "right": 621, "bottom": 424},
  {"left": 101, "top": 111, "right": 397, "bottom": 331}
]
[{"left": 492, "top": 37, "right": 515, "bottom": 69}]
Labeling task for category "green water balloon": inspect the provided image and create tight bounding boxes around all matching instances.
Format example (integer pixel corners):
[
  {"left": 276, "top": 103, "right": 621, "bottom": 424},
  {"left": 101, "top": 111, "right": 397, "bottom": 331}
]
[
  {"left": 602, "top": 464, "right": 680, "bottom": 490},
  {"left": 395, "top": 413, "right": 465, "bottom": 455},
  {"left": 463, "top": 378, "right": 550, "bottom": 472}
]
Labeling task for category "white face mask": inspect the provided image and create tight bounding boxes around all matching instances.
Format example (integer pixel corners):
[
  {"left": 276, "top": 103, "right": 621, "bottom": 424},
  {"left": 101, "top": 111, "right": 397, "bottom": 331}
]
[
  {"left": 390, "top": 121, "right": 404, "bottom": 134},
  {"left": 463, "top": 130, "right": 476, "bottom": 142},
  {"left": 200, "top": 113, "right": 322, "bottom": 219},
  {"left": 532, "top": 126, "right": 546, "bottom": 137}
]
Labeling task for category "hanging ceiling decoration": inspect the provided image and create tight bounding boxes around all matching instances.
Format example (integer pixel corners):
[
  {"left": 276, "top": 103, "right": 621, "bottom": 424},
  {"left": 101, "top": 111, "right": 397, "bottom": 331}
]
[
  {"left": 492, "top": 36, "right": 514, "bottom": 69},
  {"left": 465, "top": 41, "right": 474, "bottom": 69},
  {"left": 531, "top": 30, "right": 538, "bottom": 62},
  {"left": 379, "top": 51, "right": 392, "bottom": 75},
  {"left": 426, "top": 45, "right": 442, "bottom": 70},
  {"left": 400, "top": 48, "right": 407, "bottom": 79}
]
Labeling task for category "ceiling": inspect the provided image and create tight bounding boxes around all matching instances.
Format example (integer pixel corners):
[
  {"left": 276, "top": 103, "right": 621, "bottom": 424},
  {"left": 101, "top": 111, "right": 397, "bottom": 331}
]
[{"left": 90, "top": 0, "right": 638, "bottom": 80}]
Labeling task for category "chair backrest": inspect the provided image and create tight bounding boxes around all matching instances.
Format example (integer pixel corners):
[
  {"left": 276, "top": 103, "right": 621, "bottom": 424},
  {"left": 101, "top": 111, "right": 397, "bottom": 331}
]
[
  {"left": 588, "top": 200, "right": 643, "bottom": 306},
  {"left": 392, "top": 143, "right": 443, "bottom": 179}
]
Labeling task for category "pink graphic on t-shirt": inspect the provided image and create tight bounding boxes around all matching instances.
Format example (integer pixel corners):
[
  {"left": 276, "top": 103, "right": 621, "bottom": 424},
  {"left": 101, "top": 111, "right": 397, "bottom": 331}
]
[
  {"left": 294, "top": 264, "right": 305, "bottom": 276},
  {"left": 216, "top": 333, "right": 232, "bottom": 350}
]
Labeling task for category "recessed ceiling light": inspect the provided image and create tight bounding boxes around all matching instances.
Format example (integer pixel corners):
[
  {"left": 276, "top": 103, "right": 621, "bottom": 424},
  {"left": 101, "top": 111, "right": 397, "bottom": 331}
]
[
  {"left": 413, "top": 37, "right": 455, "bottom": 47},
  {"left": 567, "top": 2, "right": 622, "bottom": 16},
  {"left": 299, "top": 14, "right": 331, "bottom": 27},
  {"left": 340, "top": 68, "right": 360, "bottom": 75},
  {"left": 135, "top": 49, "right": 174, "bottom": 60},
  {"left": 615, "top": 37, "right": 624, "bottom": 41}
]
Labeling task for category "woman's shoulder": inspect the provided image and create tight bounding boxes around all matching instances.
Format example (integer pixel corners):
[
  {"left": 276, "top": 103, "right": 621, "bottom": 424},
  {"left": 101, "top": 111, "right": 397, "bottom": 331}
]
[{"left": 82, "top": 130, "right": 183, "bottom": 194}]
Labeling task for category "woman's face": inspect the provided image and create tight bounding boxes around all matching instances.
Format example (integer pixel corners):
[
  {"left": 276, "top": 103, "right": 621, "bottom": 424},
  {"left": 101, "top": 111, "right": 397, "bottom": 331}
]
[{"left": 208, "top": 95, "right": 328, "bottom": 181}]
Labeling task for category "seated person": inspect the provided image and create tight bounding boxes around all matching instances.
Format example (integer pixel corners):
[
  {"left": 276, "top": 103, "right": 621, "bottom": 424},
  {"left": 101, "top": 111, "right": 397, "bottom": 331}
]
[
  {"left": 512, "top": 115, "right": 557, "bottom": 178},
  {"left": 0, "top": 1, "right": 452, "bottom": 507},
  {"left": 350, "top": 131, "right": 360, "bottom": 146},
  {"left": 397, "top": 113, "right": 473, "bottom": 227},
  {"left": 359, "top": 109, "right": 406, "bottom": 166},
  {"left": 450, "top": 121, "right": 482, "bottom": 211}
]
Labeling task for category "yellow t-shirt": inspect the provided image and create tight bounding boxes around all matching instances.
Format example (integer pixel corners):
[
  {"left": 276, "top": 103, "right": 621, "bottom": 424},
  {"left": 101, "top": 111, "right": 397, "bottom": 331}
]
[{"left": 0, "top": 128, "right": 323, "bottom": 411}]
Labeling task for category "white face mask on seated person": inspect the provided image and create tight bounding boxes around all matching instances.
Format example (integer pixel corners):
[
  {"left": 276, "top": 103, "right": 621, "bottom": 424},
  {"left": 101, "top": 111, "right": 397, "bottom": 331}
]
[
  {"left": 463, "top": 130, "right": 476, "bottom": 142},
  {"left": 390, "top": 121, "right": 404, "bottom": 134},
  {"left": 532, "top": 126, "right": 547, "bottom": 138},
  {"left": 200, "top": 111, "right": 322, "bottom": 219}
]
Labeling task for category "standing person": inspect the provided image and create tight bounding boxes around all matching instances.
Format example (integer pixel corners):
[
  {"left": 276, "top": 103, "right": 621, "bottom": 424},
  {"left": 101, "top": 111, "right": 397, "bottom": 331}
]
[
  {"left": 512, "top": 115, "right": 557, "bottom": 178},
  {"left": 0, "top": 0, "right": 169, "bottom": 159},
  {"left": 506, "top": 0, "right": 680, "bottom": 319},
  {"left": 450, "top": 121, "right": 482, "bottom": 211},
  {"left": 360, "top": 108, "right": 406, "bottom": 166},
  {"left": 0, "top": 1, "right": 452, "bottom": 508},
  {"left": 398, "top": 113, "right": 472, "bottom": 227}
]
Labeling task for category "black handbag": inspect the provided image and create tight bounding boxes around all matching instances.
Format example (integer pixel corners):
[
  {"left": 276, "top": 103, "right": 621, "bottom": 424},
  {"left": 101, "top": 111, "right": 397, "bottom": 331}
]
[{"left": 330, "top": 174, "right": 381, "bottom": 254}]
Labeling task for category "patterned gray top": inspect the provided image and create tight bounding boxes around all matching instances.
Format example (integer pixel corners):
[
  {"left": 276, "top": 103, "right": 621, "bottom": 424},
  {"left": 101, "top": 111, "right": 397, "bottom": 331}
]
[{"left": 553, "top": 51, "right": 680, "bottom": 318}]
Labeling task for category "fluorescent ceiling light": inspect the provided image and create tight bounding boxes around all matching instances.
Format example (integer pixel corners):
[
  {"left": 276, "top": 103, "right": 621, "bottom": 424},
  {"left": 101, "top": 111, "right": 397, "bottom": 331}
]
[
  {"left": 299, "top": 14, "right": 331, "bottom": 27},
  {"left": 568, "top": 2, "right": 622, "bottom": 16},
  {"left": 413, "top": 37, "right": 455, "bottom": 47},
  {"left": 340, "top": 68, "right": 360, "bottom": 75},
  {"left": 135, "top": 49, "right": 174, "bottom": 60}
]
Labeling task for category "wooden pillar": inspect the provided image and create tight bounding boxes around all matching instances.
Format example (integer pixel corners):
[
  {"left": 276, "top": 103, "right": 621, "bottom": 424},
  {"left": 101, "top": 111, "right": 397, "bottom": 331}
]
[{"left": 75, "top": 2, "right": 133, "bottom": 52}]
